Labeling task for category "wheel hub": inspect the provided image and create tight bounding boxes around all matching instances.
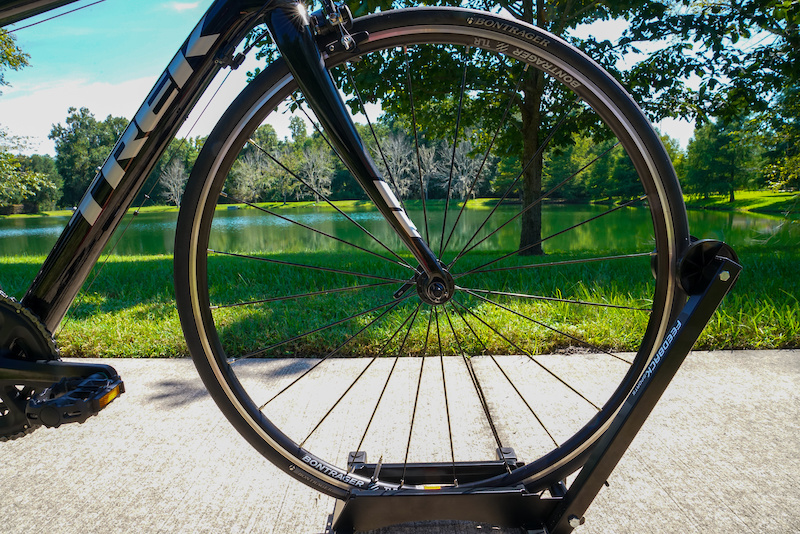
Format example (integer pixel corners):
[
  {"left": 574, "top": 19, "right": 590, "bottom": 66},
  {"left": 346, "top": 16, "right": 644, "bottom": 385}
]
[{"left": 415, "top": 268, "right": 455, "bottom": 305}]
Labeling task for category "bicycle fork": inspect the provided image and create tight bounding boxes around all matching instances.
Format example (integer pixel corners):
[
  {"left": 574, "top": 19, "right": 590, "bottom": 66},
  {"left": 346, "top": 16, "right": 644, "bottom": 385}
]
[{"left": 265, "top": 0, "right": 454, "bottom": 305}]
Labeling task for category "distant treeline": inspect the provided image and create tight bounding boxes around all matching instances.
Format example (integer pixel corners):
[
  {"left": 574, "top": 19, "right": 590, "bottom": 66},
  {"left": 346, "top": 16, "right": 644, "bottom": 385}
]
[{"left": 1, "top": 102, "right": 796, "bottom": 214}]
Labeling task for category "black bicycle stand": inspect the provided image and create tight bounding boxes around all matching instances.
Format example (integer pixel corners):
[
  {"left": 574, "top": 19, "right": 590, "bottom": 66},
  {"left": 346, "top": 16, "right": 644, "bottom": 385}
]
[{"left": 330, "top": 240, "right": 741, "bottom": 533}]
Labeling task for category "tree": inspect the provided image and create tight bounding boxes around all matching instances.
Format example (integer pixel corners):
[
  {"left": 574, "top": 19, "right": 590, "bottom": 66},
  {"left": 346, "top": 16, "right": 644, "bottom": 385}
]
[
  {"left": 17, "top": 154, "right": 62, "bottom": 210},
  {"left": 543, "top": 135, "right": 594, "bottom": 201},
  {"left": 257, "top": 0, "right": 795, "bottom": 253},
  {"left": 606, "top": 149, "right": 641, "bottom": 199},
  {"left": 49, "top": 107, "right": 127, "bottom": 207},
  {"left": 416, "top": 143, "right": 443, "bottom": 200},
  {"left": 763, "top": 85, "right": 800, "bottom": 191},
  {"left": 0, "top": 28, "right": 29, "bottom": 93},
  {"left": 268, "top": 146, "right": 300, "bottom": 204},
  {"left": 0, "top": 127, "right": 60, "bottom": 212},
  {"left": 684, "top": 116, "right": 762, "bottom": 201},
  {"left": 159, "top": 159, "right": 188, "bottom": 206},
  {"left": 377, "top": 132, "right": 415, "bottom": 199},
  {"left": 142, "top": 136, "right": 203, "bottom": 205},
  {"left": 445, "top": 137, "right": 486, "bottom": 200},
  {"left": 226, "top": 124, "right": 280, "bottom": 203},
  {"left": 250, "top": 124, "right": 278, "bottom": 153},
  {"left": 296, "top": 143, "right": 334, "bottom": 202},
  {"left": 0, "top": 152, "right": 57, "bottom": 211},
  {"left": 231, "top": 150, "right": 268, "bottom": 203},
  {"left": 289, "top": 116, "right": 308, "bottom": 145}
]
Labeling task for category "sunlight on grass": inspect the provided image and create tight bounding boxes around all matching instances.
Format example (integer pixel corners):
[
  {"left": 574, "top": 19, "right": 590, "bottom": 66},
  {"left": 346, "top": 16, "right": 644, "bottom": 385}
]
[{"left": 1, "top": 242, "right": 797, "bottom": 358}]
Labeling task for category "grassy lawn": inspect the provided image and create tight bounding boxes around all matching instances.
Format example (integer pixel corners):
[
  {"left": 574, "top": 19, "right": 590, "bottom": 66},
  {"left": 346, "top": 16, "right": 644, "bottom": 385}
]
[
  {"left": 2, "top": 191, "right": 796, "bottom": 358},
  {"left": 1, "top": 243, "right": 796, "bottom": 358},
  {"left": 683, "top": 190, "right": 799, "bottom": 215}
]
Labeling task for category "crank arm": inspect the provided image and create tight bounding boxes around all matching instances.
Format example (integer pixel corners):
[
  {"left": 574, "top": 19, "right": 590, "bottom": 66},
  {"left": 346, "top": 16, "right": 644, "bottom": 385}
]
[{"left": 0, "top": 354, "right": 121, "bottom": 387}]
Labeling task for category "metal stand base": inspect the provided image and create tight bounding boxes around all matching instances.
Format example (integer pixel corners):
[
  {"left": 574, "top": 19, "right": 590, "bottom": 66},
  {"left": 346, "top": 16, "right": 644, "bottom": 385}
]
[
  {"left": 329, "top": 241, "right": 741, "bottom": 534},
  {"left": 331, "top": 450, "right": 556, "bottom": 533},
  {"left": 331, "top": 484, "right": 557, "bottom": 533}
]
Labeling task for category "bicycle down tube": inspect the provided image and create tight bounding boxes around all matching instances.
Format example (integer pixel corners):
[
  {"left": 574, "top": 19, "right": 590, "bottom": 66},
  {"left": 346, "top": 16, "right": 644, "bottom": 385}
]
[{"left": 16, "top": 0, "right": 431, "bottom": 334}]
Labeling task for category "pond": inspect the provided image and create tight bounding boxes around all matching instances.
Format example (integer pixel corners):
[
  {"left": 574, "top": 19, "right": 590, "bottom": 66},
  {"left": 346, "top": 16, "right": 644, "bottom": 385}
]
[{"left": 0, "top": 202, "right": 797, "bottom": 258}]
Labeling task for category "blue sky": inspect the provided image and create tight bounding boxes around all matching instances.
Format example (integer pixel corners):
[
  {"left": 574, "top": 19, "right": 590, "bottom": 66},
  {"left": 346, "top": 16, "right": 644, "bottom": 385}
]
[
  {"left": 1, "top": 0, "right": 693, "bottom": 155},
  {"left": 1, "top": 0, "right": 263, "bottom": 155}
]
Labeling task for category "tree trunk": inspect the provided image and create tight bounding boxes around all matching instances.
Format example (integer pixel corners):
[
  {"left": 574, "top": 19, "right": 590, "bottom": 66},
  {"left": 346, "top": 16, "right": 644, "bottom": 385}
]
[
  {"left": 517, "top": 68, "right": 546, "bottom": 256},
  {"left": 517, "top": 0, "right": 546, "bottom": 256}
]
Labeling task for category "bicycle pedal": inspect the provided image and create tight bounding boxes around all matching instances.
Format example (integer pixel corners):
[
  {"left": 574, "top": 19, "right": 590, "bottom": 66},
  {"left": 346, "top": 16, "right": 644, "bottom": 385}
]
[{"left": 26, "top": 373, "right": 125, "bottom": 428}]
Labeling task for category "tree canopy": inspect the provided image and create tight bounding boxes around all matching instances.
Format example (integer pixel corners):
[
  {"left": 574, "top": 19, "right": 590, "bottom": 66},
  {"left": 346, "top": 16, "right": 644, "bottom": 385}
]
[
  {"left": 0, "top": 28, "right": 28, "bottom": 93},
  {"left": 48, "top": 107, "right": 128, "bottom": 207},
  {"left": 0, "top": 126, "right": 60, "bottom": 212}
]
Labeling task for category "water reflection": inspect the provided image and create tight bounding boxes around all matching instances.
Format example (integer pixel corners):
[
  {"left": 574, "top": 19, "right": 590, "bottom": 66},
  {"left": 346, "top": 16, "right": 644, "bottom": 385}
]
[{"left": 0, "top": 204, "right": 797, "bottom": 257}]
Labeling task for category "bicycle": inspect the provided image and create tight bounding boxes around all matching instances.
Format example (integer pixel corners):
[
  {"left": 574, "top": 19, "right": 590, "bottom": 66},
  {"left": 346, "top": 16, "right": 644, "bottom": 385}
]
[{"left": 0, "top": 1, "right": 740, "bottom": 532}]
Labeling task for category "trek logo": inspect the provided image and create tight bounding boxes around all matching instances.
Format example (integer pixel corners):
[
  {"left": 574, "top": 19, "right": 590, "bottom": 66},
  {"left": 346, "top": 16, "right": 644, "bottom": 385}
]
[{"left": 76, "top": 17, "right": 220, "bottom": 226}]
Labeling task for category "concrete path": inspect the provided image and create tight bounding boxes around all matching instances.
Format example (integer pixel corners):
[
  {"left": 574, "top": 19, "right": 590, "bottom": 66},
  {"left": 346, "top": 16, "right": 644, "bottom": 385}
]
[{"left": 1, "top": 350, "right": 797, "bottom": 533}]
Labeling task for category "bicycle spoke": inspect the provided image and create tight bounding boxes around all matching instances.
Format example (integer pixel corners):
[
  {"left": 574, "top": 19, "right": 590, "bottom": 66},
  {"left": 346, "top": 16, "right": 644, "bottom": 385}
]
[
  {"left": 434, "top": 308, "right": 458, "bottom": 483},
  {"left": 462, "top": 288, "right": 632, "bottom": 365},
  {"left": 441, "top": 306, "right": 509, "bottom": 467},
  {"left": 439, "top": 58, "right": 469, "bottom": 258},
  {"left": 254, "top": 294, "right": 414, "bottom": 406},
  {"left": 448, "top": 105, "right": 577, "bottom": 268},
  {"left": 218, "top": 191, "right": 411, "bottom": 270},
  {"left": 457, "top": 252, "right": 654, "bottom": 278},
  {"left": 447, "top": 303, "right": 559, "bottom": 448},
  {"left": 352, "top": 304, "right": 423, "bottom": 460},
  {"left": 404, "top": 46, "right": 430, "bottom": 243},
  {"left": 457, "top": 287, "right": 651, "bottom": 312},
  {"left": 231, "top": 293, "right": 413, "bottom": 363},
  {"left": 210, "top": 281, "right": 394, "bottom": 310},
  {"left": 440, "top": 65, "right": 528, "bottom": 257},
  {"left": 300, "top": 302, "right": 427, "bottom": 447},
  {"left": 450, "top": 298, "right": 602, "bottom": 410},
  {"left": 208, "top": 249, "right": 406, "bottom": 284},
  {"left": 344, "top": 66, "right": 410, "bottom": 215},
  {"left": 449, "top": 141, "right": 620, "bottom": 269},
  {"left": 400, "top": 310, "right": 434, "bottom": 486},
  {"left": 248, "top": 139, "right": 415, "bottom": 270},
  {"left": 458, "top": 195, "right": 647, "bottom": 277}
]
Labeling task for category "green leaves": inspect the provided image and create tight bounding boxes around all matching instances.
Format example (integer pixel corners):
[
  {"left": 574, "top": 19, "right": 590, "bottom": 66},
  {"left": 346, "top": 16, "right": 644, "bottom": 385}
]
[
  {"left": 0, "top": 128, "right": 60, "bottom": 211},
  {"left": 0, "top": 28, "right": 29, "bottom": 92},
  {"left": 48, "top": 107, "right": 128, "bottom": 206},
  {"left": 0, "top": 152, "right": 56, "bottom": 207}
]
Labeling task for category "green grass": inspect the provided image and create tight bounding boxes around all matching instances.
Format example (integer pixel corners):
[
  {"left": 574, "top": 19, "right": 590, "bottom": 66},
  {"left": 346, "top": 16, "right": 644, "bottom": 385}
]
[
  {"left": 683, "top": 190, "right": 799, "bottom": 215},
  {"left": 1, "top": 255, "right": 184, "bottom": 358},
  {"left": 1, "top": 243, "right": 797, "bottom": 358}
]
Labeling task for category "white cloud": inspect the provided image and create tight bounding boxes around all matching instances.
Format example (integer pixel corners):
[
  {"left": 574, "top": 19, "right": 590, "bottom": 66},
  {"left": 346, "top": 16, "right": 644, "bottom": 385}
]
[
  {"left": 0, "top": 52, "right": 383, "bottom": 157},
  {"left": 0, "top": 77, "right": 154, "bottom": 155},
  {"left": 0, "top": 54, "right": 284, "bottom": 156},
  {"left": 167, "top": 2, "right": 201, "bottom": 12}
]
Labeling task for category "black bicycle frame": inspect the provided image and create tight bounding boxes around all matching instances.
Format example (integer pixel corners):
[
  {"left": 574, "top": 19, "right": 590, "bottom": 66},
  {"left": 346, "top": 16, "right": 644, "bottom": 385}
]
[{"left": 7, "top": 0, "right": 444, "bottom": 335}]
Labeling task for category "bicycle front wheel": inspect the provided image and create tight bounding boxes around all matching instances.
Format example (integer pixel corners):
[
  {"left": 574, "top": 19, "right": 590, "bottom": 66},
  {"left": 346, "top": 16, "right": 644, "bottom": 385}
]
[{"left": 175, "top": 7, "right": 690, "bottom": 498}]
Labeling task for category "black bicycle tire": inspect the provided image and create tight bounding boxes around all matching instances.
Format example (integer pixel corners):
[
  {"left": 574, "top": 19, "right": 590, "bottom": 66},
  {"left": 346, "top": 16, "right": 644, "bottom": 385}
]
[{"left": 175, "top": 6, "right": 690, "bottom": 499}]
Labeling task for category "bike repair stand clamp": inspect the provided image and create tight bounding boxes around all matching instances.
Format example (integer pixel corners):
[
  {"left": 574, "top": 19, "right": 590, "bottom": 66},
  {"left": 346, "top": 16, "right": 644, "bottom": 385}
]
[{"left": 329, "top": 239, "right": 741, "bottom": 534}]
